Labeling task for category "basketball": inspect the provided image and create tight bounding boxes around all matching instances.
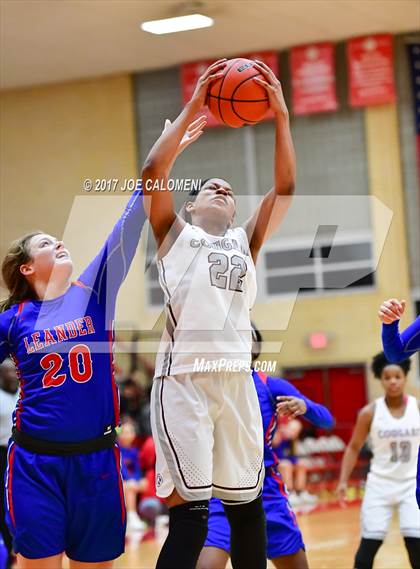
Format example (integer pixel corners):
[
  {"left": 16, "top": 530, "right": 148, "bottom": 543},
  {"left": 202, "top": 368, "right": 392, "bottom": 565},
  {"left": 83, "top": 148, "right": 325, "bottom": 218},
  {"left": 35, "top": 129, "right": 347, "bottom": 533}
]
[{"left": 206, "top": 58, "right": 270, "bottom": 128}]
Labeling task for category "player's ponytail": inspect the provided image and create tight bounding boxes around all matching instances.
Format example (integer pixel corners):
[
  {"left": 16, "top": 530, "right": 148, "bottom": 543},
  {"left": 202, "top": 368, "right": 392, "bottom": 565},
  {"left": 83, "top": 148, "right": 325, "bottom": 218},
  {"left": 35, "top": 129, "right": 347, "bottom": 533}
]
[{"left": 0, "top": 232, "right": 41, "bottom": 312}]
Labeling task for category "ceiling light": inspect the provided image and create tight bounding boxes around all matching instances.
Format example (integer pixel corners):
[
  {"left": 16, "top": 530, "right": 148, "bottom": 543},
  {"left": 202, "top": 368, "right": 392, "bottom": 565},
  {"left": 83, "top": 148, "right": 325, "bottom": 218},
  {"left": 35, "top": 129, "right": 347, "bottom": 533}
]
[{"left": 141, "top": 13, "right": 213, "bottom": 35}]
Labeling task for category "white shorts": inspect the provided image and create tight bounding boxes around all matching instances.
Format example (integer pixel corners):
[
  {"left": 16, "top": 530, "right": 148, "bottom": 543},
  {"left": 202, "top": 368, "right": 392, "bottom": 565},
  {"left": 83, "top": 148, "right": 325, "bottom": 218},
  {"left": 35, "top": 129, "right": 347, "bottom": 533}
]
[
  {"left": 151, "top": 371, "right": 264, "bottom": 502},
  {"left": 361, "top": 472, "right": 420, "bottom": 539}
]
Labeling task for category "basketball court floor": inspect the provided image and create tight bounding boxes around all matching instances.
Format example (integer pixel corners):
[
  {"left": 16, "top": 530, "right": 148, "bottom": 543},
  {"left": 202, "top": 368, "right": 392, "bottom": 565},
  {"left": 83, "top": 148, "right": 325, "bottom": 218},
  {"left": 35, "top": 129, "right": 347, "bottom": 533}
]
[{"left": 115, "top": 505, "right": 411, "bottom": 569}]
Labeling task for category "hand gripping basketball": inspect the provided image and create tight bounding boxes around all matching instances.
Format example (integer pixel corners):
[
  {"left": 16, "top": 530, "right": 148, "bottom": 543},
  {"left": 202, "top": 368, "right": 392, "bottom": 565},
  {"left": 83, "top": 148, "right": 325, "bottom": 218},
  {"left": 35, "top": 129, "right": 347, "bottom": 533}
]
[
  {"left": 252, "top": 59, "right": 288, "bottom": 117},
  {"left": 189, "top": 59, "right": 228, "bottom": 111}
]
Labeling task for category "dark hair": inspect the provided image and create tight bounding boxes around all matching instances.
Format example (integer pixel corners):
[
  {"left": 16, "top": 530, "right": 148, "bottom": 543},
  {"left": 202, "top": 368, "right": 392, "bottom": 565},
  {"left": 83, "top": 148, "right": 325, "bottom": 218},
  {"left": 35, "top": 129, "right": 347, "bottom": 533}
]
[
  {"left": 0, "top": 232, "right": 42, "bottom": 312},
  {"left": 371, "top": 351, "right": 411, "bottom": 379},
  {"left": 251, "top": 322, "right": 263, "bottom": 362},
  {"left": 179, "top": 180, "right": 207, "bottom": 223}
]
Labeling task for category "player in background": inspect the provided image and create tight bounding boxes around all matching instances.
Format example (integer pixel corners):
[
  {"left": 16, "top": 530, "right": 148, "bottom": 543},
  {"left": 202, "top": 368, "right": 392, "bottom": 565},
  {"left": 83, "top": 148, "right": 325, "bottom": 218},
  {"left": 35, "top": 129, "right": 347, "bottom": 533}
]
[
  {"left": 142, "top": 58, "right": 295, "bottom": 569},
  {"left": 337, "top": 352, "right": 420, "bottom": 569},
  {"left": 118, "top": 419, "right": 148, "bottom": 532},
  {"left": 379, "top": 299, "right": 420, "bottom": 362},
  {"left": 378, "top": 299, "right": 420, "bottom": 509},
  {"left": 197, "top": 325, "right": 334, "bottom": 569},
  {"left": 272, "top": 418, "right": 318, "bottom": 507}
]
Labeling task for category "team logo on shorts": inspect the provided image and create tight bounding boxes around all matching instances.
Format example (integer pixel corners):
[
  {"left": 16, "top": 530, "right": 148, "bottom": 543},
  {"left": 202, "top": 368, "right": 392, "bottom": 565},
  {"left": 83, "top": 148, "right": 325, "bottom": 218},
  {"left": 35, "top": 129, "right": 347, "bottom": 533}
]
[{"left": 156, "top": 473, "right": 163, "bottom": 487}]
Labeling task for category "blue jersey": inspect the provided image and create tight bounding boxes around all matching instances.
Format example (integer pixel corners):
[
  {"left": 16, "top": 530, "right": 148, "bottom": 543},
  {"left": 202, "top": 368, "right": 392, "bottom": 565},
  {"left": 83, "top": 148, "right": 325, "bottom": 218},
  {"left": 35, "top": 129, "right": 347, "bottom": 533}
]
[
  {"left": 382, "top": 316, "right": 420, "bottom": 362},
  {"left": 120, "top": 446, "right": 142, "bottom": 481},
  {"left": 253, "top": 369, "right": 334, "bottom": 469},
  {"left": 0, "top": 190, "right": 145, "bottom": 443}
]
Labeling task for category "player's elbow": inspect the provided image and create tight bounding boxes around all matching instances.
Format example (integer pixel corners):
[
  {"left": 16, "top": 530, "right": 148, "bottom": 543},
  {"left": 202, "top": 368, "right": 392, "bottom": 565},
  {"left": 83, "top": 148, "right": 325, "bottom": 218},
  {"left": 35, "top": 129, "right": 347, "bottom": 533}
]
[
  {"left": 141, "top": 161, "right": 162, "bottom": 193},
  {"left": 275, "top": 181, "right": 295, "bottom": 197}
]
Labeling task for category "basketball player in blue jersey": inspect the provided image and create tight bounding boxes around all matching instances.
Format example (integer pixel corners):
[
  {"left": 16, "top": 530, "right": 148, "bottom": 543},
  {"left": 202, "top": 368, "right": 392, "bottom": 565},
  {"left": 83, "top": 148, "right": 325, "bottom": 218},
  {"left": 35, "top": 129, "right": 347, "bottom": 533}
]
[
  {"left": 197, "top": 326, "right": 334, "bottom": 569},
  {"left": 0, "top": 117, "right": 206, "bottom": 568},
  {"left": 378, "top": 299, "right": 420, "bottom": 510},
  {"left": 142, "top": 59, "right": 295, "bottom": 569},
  {"left": 0, "top": 188, "right": 146, "bottom": 568}
]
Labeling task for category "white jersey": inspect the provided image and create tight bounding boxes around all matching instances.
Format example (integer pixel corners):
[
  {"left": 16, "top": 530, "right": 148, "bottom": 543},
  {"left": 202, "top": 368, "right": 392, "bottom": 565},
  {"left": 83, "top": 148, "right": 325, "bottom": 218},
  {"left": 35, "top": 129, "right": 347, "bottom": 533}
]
[
  {"left": 369, "top": 395, "right": 420, "bottom": 480},
  {"left": 154, "top": 222, "right": 257, "bottom": 378}
]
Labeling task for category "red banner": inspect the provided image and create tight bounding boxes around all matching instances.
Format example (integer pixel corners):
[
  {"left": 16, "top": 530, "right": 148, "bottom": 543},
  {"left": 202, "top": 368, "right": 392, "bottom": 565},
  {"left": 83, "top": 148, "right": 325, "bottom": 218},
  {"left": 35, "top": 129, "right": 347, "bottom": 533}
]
[
  {"left": 290, "top": 42, "right": 338, "bottom": 115},
  {"left": 181, "top": 51, "right": 279, "bottom": 127},
  {"left": 347, "top": 34, "right": 396, "bottom": 107}
]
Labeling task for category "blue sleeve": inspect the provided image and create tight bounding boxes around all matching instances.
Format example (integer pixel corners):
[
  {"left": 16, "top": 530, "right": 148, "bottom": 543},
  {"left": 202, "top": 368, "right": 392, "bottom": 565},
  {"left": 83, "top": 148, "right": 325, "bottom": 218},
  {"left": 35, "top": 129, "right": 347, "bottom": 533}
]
[
  {"left": 267, "top": 376, "right": 334, "bottom": 429},
  {"left": 78, "top": 189, "right": 146, "bottom": 307},
  {"left": 382, "top": 317, "right": 420, "bottom": 362}
]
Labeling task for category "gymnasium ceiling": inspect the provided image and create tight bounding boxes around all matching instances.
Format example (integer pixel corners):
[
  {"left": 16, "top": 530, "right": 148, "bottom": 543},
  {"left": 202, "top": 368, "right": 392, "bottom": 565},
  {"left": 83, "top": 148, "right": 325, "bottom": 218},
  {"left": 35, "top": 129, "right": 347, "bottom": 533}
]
[{"left": 1, "top": 0, "right": 419, "bottom": 90}]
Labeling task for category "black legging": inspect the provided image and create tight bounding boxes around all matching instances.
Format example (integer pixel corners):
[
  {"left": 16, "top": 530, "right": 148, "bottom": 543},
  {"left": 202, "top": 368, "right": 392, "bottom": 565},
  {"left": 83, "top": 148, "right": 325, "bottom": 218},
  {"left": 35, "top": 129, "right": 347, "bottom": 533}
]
[{"left": 0, "top": 445, "right": 13, "bottom": 567}]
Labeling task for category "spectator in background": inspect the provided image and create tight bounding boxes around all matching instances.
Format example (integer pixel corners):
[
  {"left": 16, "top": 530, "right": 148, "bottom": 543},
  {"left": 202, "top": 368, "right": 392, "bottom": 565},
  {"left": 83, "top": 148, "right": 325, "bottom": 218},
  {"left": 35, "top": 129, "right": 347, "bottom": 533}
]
[
  {"left": 273, "top": 418, "right": 318, "bottom": 507},
  {"left": 118, "top": 418, "right": 148, "bottom": 532},
  {"left": 138, "top": 435, "right": 167, "bottom": 527},
  {"left": 119, "top": 377, "right": 145, "bottom": 435},
  {"left": 0, "top": 359, "right": 19, "bottom": 569}
]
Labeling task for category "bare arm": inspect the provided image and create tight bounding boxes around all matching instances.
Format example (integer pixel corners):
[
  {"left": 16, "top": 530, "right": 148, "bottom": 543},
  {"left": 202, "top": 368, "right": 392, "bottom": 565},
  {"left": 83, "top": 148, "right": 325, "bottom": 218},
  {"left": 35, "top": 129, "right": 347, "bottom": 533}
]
[
  {"left": 337, "top": 404, "right": 374, "bottom": 499},
  {"left": 141, "top": 59, "right": 226, "bottom": 247},
  {"left": 243, "top": 60, "right": 296, "bottom": 263}
]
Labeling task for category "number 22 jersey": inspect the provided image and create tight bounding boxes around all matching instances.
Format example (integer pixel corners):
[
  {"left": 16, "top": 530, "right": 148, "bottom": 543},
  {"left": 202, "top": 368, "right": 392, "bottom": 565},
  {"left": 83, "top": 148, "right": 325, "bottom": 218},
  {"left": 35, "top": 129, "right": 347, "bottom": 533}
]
[{"left": 155, "top": 222, "right": 257, "bottom": 378}]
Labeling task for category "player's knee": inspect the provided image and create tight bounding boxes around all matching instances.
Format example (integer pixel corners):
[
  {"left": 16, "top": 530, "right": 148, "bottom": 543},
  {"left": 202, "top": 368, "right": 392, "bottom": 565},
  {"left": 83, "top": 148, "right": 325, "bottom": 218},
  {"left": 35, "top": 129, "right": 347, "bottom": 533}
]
[
  {"left": 354, "top": 538, "right": 383, "bottom": 569},
  {"left": 222, "top": 495, "right": 265, "bottom": 523},
  {"left": 170, "top": 499, "right": 209, "bottom": 531}
]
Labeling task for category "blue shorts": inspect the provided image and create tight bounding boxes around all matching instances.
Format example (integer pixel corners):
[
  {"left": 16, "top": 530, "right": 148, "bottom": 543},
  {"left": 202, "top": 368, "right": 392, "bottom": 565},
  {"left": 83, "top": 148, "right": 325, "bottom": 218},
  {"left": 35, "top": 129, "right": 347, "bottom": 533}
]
[
  {"left": 205, "top": 466, "right": 304, "bottom": 559},
  {"left": 4, "top": 441, "right": 126, "bottom": 562}
]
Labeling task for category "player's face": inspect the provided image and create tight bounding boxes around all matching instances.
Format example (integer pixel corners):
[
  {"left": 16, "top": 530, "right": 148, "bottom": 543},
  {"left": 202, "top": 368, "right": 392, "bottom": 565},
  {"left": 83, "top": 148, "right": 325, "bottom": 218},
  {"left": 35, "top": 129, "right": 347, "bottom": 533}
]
[
  {"left": 118, "top": 422, "right": 136, "bottom": 447},
  {"left": 190, "top": 178, "right": 236, "bottom": 227},
  {"left": 21, "top": 233, "right": 73, "bottom": 281},
  {"left": 380, "top": 364, "right": 407, "bottom": 397}
]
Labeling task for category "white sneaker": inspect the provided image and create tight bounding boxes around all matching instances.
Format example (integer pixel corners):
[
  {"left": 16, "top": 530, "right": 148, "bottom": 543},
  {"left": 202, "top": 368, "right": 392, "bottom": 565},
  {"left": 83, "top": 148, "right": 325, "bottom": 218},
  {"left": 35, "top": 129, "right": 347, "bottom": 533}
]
[
  {"left": 127, "top": 510, "right": 147, "bottom": 531},
  {"left": 288, "top": 491, "right": 302, "bottom": 507},
  {"left": 300, "top": 490, "right": 319, "bottom": 504}
]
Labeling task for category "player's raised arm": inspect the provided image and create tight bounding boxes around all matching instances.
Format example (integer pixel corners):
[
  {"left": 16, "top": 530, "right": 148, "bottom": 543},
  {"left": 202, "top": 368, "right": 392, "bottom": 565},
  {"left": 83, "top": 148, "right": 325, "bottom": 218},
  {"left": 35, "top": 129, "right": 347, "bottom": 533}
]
[
  {"left": 243, "top": 60, "right": 296, "bottom": 263},
  {"left": 336, "top": 404, "right": 373, "bottom": 500},
  {"left": 379, "top": 298, "right": 420, "bottom": 362},
  {"left": 141, "top": 59, "right": 227, "bottom": 247},
  {"left": 77, "top": 189, "right": 146, "bottom": 306}
]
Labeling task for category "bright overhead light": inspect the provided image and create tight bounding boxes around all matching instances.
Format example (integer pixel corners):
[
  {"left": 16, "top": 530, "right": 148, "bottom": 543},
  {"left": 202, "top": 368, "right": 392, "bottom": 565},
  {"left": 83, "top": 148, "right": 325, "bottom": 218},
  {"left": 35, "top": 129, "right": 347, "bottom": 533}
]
[{"left": 141, "top": 14, "right": 214, "bottom": 35}]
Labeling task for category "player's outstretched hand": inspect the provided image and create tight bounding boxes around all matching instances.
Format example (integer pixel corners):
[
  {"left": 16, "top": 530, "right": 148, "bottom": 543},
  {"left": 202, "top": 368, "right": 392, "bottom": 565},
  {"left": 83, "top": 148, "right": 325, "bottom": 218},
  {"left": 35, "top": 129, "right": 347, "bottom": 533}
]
[
  {"left": 252, "top": 60, "right": 288, "bottom": 117},
  {"left": 276, "top": 396, "right": 307, "bottom": 418},
  {"left": 163, "top": 115, "right": 207, "bottom": 156},
  {"left": 378, "top": 298, "right": 406, "bottom": 324},
  {"left": 189, "top": 59, "right": 227, "bottom": 111}
]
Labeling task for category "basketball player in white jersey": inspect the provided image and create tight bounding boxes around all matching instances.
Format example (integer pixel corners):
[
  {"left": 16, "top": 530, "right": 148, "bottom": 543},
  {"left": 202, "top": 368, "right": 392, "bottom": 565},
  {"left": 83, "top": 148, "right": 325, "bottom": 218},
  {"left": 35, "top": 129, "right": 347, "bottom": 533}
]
[
  {"left": 141, "top": 59, "right": 295, "bottom": 569},
  {"left": 337, "top": 352, "right": 420, "bottom": 569}
]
